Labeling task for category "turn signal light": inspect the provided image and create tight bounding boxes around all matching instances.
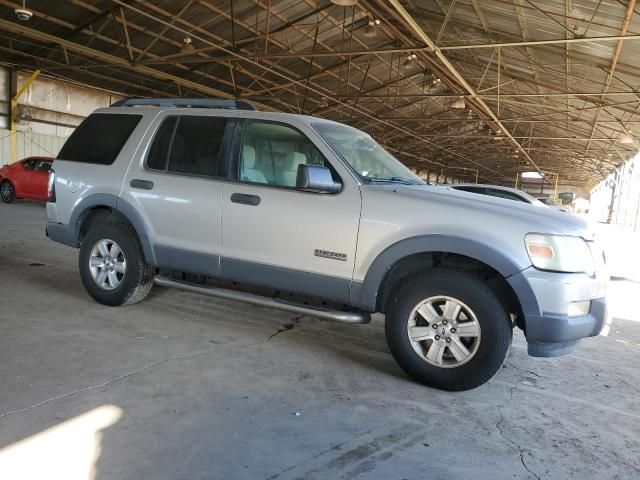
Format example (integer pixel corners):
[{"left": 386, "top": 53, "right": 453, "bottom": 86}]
[{"left": 526, "top": 243, "right": 554, "bottom": 259}]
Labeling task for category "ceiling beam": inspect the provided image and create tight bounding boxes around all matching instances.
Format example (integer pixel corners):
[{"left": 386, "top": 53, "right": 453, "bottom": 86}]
[{"left": 387, "top": 0, "right": 547, "bottom": 180}]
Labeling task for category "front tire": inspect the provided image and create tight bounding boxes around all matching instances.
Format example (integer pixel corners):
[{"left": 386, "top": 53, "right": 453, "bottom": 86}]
[
  {"left": 1, "top": 181, "right": 15, "bottom": 203},
  {"left": 79, "top": 223, "right": 154, "bottom": 307},
  {"left": 385, "top": 269, "right": 512, "bottom": 391}
]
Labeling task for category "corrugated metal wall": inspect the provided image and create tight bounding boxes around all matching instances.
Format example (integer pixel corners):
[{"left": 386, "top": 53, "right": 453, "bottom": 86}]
[
  {"left": 1, "top": 67, "right": 121, "bottom": 166},
  {"left": 0, "top": 129, "right": 66, "bottom": 163}
]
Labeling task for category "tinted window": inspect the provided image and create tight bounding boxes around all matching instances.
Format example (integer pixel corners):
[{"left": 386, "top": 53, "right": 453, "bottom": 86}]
[
  {"left": 35, "top": 160, "right": 52, "bottom": 172},
  {"left": 58, "top": 113, "right": 141, "bottom": 165},
  {"left": 167, "top": 116, "right": 228, "bottom": 176},
  {"left": 239, "top": 121, "right": 333, "bottom": 187},
  {"left": 146, "top": 117, "right": 177, "bottom": 171},
  {"left": 22, "top": 159, "right": 37, "bottom": 170},
  {"left": 455, "top": 186, "right": 484, "bottom": 194}
]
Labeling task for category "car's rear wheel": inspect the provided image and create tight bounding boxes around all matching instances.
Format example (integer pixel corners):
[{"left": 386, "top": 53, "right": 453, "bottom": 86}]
[
  {"left": 79, "top": 223, "right": 154, "bottom": 306},
  {"left": 1, "top": 181, "right": 15, "bottom": 203},
  {"left": 385, "top": 269, "right": 512, "bottom": 391}
]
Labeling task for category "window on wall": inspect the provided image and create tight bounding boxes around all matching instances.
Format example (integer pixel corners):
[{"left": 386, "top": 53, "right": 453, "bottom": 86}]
[
  {"left": 238, "top": 120, "right": 334, "bottom": 188},
  {"left": 146, "top": 115, "right": 229, "bottom": 177}
]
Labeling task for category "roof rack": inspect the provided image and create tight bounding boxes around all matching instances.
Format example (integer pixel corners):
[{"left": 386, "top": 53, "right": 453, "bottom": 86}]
[{"left": 110, "top": 98, "right": 257, "bottom": 111}]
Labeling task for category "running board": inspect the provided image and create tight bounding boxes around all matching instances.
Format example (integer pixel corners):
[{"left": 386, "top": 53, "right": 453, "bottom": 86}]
[{"left": 153, "top": 275, "right": 371, "bottom": 324}]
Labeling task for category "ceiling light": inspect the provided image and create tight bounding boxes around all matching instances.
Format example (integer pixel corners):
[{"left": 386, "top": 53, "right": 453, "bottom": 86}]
[
  {"left": 331, "top": 0, "right": 358, "bottom": 5},
  {"left": 181, "top": 36, "right": 195, "bottom": 53},
  {"left": 620, "top": 133, "right": 634, "bottom": 144},
  {"left": 451, "top": 96, "right": 466, "bottom": 109},
  {"left": 402, "top": 54, "right": 418, "bottom": 69},
  {"left": 363, "top": 18, "right": 381, "bottom": 38}
]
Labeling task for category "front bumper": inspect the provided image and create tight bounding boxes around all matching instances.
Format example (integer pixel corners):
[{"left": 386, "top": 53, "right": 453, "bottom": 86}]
[
  {"left": 508, "top": 266, "right": 608, "bottom": 357},
  {"left": 524, "top": 297, "right": 607, "bottom": 357}
]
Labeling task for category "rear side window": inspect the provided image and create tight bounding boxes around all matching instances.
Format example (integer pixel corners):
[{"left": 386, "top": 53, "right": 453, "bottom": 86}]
[
  {"left": 58, "top": 113, "right": 141, "bottom": 165},
  {"left": 146, "top": 115, "right": 229, "bottom": 177},
  {"left": 146, "top": 117, "right": 177, "bottom": 170}
]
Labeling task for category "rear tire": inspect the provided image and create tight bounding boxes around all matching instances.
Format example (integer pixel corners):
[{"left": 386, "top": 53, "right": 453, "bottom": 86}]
[
  {"left": 79, "top": 223, "right": 154, "bottom": 307},
  {"left": 1, "top": 181, "right": 15, "bottom": 203},
  {"left": 385, "top": 269, "right": 512, "bottom": 391}
]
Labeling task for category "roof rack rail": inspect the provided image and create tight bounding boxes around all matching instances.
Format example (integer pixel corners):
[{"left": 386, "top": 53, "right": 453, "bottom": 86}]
[{"left": 110, "top": 98, "right": 257, "bottom": 111}]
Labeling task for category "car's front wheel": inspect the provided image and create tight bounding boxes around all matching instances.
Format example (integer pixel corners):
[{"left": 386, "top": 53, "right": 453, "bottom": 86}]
[
  {"left": 385, "top": 269, "right": 512, "bottom": 391},
  {"left": 79, "top": 222, "right": 154, "bottom": 307},
  {"left": 1, "top": 181, "right": 15, "bottom": 203}
]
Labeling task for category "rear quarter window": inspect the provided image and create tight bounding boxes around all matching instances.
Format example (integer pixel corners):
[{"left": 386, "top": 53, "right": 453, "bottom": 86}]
[{"left": 58, "top": 113, "right": 142, "bottom": 165}]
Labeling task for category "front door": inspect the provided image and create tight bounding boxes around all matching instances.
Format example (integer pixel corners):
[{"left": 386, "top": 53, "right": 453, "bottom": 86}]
[
  {"left": 122, "top": 113, "right": 233, "bottom": 276},
  {"left": 220, "top": 119, "right": 361, "bottom": 303}
]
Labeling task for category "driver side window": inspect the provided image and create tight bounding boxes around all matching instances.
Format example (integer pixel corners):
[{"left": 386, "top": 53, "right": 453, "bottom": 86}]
[{"left": 239, "top": 121, "right": 333, "bottom": 188}]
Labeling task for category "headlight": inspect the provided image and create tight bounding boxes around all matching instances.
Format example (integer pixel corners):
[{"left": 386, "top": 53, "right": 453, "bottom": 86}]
[{"left": 524, "top": 233, "right": 595, "bottom": 274}]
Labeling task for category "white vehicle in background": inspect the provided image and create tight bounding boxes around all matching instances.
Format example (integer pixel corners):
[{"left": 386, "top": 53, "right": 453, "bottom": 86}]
[{"left": 445, "top": 184, "right": 570, "bottom": 212}]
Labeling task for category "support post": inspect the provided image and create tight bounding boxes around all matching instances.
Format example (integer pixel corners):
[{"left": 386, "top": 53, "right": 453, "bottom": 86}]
[{"left": 10, "top": 69, "right": 40, "bottom": 163}]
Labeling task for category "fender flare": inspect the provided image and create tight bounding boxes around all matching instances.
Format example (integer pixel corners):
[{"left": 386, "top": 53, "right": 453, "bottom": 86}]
[
  {"left": 351, "top": 234, "right": 539, "bottom": 316},
  {"left": 69, "top": 193, "right": 156, "bottom": 265}
]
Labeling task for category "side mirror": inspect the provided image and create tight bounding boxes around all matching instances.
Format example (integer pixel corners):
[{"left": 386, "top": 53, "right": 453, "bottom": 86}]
[{"left": 296, "top": 164, "right": 342, "bottom": 193}]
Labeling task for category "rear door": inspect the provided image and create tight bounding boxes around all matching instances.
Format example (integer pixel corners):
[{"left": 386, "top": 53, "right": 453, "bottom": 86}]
[
  {"left": 14, "top": 158, "right": 37, "bottom": 197},
  {"left": 219, "top": 119, "right": 361, "bottom": 303},
  {"left": 121, "top": 112, "right": 234, "bottom": 276}
]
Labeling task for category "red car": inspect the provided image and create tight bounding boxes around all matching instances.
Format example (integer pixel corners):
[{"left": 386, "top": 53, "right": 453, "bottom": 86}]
[{"left": 0, "top": 156, "right": 54, "bottom": 203}]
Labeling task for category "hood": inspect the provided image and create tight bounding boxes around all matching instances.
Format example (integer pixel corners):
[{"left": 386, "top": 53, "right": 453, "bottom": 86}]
[{"left": 375, "top": 183, "right": 592, "bottom": 238}]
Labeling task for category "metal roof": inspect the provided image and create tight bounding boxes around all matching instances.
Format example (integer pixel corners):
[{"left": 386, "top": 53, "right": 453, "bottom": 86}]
[{"left": 1, "top": 0, "right": 639, "bottom": 188}]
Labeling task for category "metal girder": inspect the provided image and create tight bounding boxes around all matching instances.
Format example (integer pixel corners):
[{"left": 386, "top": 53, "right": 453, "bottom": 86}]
[
  {"left": 0, "top": 17, "right": 239, "bottom": 101},
  {"left": 387, "top": 0, "right": 547, "bottom": 180},
  {"left": 585, "top": 0, "right": 638, "bottom": 154}
]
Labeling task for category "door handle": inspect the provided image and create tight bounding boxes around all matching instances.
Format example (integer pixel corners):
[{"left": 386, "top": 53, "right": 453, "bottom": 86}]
[
  {"left": 130, "top": 179, "right": 154, "bottom": 190},
  {"left": 231, "top": 193, "right": 261, "bottom": 206}
]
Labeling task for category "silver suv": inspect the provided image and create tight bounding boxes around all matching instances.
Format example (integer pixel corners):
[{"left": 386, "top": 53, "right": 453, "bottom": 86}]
[{"left": 46, "top": 98, "right": 608, "bottom": 391}]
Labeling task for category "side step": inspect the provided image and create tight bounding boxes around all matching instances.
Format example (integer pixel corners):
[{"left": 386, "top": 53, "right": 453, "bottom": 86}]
[{"left": 154, "top": 275, "right": 371, "bottom": 324}]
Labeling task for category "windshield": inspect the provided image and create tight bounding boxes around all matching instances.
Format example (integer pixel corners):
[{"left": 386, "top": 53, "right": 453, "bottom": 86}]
[{"left": 313, "top": 122, "right": 424, "bottom": 185}]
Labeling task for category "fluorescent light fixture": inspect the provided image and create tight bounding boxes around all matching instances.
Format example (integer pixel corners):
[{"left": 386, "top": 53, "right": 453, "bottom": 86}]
[{"left": 521, "top": 171, "right": 544, "bottom": 179}]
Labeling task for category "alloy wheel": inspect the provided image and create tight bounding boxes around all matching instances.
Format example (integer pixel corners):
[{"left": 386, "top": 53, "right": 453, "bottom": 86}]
[
  {"left": 407, "top": 295, "right": 481, "bottom": 368},
  {"left": 89, "top": 239, "right": 127, "bottom": 290}
]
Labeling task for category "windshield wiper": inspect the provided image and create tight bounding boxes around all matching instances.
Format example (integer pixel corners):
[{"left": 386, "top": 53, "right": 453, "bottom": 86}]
[{"left": 365, "top": 176, "right": 421, "bottom": 185}]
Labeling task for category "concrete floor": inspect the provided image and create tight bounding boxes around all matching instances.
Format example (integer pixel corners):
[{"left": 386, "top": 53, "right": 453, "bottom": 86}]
[{"left": 1, "top": 201, "right": 639, "bottom": 480}]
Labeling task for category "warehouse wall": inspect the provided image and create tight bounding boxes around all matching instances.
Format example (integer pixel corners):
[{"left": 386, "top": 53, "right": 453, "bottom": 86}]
[
  {"left": 590, "top": 153, "right": 640, "bottom": 231},
  {"left": 0, "top": 130, "right": 67, "bottom": 163},
  {"left": 0, "top": 68, "right": 120, "bottom": 165}
]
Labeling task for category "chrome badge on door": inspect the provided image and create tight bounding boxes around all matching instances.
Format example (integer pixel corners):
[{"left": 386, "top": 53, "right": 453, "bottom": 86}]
[{"left": 314, "top": 249, "right": 347, "bottom": 261}]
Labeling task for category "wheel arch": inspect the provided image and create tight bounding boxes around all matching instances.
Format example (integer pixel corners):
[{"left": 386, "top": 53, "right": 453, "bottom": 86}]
[
  {"left": 70, "top": 194, "right": 156, "bottom": 265},
  {"left": 352, "top": 235, "right": 540, "bottom": 322}
]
